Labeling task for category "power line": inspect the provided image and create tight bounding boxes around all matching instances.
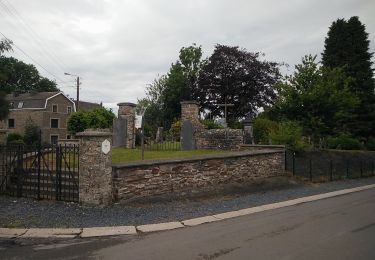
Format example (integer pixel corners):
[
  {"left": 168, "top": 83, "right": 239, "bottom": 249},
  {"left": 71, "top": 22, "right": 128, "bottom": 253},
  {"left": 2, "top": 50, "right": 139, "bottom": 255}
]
[
  {"left": 0, "top": 31, "right": 65, "bottom": 83},
  {"left": 0, "top": 0, "right": 69, "bottom": 73}
]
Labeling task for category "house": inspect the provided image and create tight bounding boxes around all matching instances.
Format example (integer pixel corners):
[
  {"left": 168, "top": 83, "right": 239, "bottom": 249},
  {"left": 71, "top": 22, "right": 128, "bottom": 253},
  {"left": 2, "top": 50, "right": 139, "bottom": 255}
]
[{"left": 0, "top": 91, "right": 76, "bottom": 144}]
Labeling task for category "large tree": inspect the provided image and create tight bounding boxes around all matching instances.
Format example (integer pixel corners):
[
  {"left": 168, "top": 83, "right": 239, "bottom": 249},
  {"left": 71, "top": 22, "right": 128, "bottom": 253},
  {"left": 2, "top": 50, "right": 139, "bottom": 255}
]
[
  {"left": 322, "top": 16, "right": 375, "bottom": 139},
  {"left": 0, "top": 38, "right": 59, "bottom": 94},
  {"left": 271, "top": 55, "right": 359, "bottom": 144},
  {"left": 196, "top": 45, "right": 281, "bottom": 119}
]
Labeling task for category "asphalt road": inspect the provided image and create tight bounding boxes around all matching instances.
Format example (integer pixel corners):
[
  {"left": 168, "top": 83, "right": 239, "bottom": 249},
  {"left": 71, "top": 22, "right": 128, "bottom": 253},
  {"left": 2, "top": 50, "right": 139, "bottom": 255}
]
[{"left": 2, "top": 188, "right": 375, "bottom": 259}]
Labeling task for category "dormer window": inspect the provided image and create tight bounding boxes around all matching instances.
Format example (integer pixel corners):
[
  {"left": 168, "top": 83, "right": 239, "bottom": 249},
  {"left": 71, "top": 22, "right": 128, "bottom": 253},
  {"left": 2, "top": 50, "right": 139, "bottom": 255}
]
[
  {"left": 52, "top": 104, "right": 58, "bottom": 113},
  {"left": 18, "top": 101, "right": 23, "bottom": 108}
]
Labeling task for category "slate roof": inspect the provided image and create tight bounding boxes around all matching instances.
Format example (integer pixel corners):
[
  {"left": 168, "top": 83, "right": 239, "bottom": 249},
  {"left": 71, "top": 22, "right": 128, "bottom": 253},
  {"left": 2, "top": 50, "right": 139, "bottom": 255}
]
[{"left": 6, "top": 91, "right": 62, "bottom": 109}]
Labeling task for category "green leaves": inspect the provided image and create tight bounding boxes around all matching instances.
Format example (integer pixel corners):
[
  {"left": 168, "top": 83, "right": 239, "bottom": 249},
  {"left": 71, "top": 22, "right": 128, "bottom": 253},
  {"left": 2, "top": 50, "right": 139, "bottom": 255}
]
[{"left": 67, "top": 107, "right": 115, "bottom": 135}]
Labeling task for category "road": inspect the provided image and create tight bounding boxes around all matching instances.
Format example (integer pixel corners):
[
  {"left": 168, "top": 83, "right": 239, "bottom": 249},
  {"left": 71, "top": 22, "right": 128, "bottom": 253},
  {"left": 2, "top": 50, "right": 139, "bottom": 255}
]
[{"left": 2, "top": 188, "right": 375, "bottom": 259}]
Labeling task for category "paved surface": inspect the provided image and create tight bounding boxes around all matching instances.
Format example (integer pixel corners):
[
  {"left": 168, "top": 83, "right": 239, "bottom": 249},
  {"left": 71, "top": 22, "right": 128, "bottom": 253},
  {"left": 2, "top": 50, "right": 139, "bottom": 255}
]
[
  {"left": 1, "top": 176, "right": 375, "bottom": 228},
  {"left": 2, "top": 187, "right": 375, "bottom": 259}
]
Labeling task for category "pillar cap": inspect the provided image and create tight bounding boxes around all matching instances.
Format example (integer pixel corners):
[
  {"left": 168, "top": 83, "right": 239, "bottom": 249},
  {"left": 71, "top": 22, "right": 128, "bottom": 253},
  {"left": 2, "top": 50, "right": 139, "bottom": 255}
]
[
  {"left": 76, "top": 128, "right": 112, "bottom": 137},
  {"left": 117, "top": 102, "right": 136, "bottom": 107},
  {"left": 180, "top": 100, "right": 199, "bottom": 105}
]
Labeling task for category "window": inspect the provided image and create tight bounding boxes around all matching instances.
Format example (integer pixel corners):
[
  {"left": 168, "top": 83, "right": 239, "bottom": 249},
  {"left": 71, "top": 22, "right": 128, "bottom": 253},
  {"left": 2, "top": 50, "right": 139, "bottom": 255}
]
[
  {"left": 8, "top": 119, "right": 15, "bottom": 128},
  {"left": 52, "top": 104, "right": 58, "bottom": 113},
  {"left": 18, "top": 101, "right": 23, "bottom": 108},
  {"left": 67, "top": 135, "right": 71, "bottom": 140},
  {"left": 51, "top": 135, "right": 58, "bottom": 145},
  {"left": 67, "top": 106, "right": 72, "bottom": 114},
  {"left": 50, "top": 118, "right": 59, "bottom": 128}
]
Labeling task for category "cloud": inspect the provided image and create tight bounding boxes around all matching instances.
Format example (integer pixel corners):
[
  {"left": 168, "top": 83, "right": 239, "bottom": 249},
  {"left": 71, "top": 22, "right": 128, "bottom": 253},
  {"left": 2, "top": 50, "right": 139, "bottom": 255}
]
[{"left": 1, "top": 0, "right": 374, "bottom": 108}]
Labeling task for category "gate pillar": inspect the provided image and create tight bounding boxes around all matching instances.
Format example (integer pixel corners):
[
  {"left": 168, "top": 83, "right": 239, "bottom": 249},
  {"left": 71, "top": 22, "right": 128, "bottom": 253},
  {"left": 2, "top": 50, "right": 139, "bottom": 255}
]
[
  {"left": 77, "top": 129, "right": 113, "bottom": 206},
  {"left": 117, "top": 102, "right": 136, "bottom": 148}
]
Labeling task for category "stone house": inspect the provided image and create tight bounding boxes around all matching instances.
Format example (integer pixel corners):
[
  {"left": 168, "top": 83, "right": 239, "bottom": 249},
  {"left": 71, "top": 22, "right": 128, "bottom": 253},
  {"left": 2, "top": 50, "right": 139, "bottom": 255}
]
[{"left": 0, "top": 91, "right": 76, "bottom": 144}]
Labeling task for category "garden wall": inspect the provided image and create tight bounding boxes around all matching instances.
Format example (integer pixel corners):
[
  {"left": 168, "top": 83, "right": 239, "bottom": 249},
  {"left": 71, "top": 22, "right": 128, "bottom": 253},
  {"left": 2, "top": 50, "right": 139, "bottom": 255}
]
[{"left": 112, "top": 150, "right": 284, "bottom": 201}]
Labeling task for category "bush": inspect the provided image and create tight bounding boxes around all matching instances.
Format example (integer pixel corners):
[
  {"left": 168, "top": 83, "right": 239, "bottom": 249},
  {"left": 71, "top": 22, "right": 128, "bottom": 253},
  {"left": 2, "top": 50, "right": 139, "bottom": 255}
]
[
  {"left": 23, "top": 121, "right": 41, "bottom": 146},
  {"left": 253, "top": 118, "right": 279, "bottom": 144},
  {"left": 327, "top": 134, "right": 363, "bottom": 150},
  {"left": 7, "top": 133, "right": 24, "bottom": 144},
  {"left": 228, "top": 120, "right": 243, "bottom": 129},
  {"left": 169, "top": 120, "right": 181, "bottom": 140},
  {"left": 201, "top": 119, "right": 224, "bottom": 129},
  {"left": 269, "top": 121, "right": 307, "bottom": 151},
  {"left": 68, "top": 107, "right": 115, "bottom": 135},
  {"left": 366, "top": 138, "right": 375, "bottom": 151}
]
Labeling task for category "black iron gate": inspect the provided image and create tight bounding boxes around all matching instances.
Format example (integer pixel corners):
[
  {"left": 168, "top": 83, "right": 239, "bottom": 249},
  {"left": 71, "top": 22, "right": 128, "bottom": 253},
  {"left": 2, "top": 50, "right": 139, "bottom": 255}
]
[{"left": 0, "top": 144, "right": 79, "bottom": 202}]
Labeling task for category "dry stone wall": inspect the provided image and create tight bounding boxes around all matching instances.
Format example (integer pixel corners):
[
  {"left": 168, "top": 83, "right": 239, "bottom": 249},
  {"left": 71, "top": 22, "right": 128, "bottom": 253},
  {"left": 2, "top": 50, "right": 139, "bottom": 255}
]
[{"left": 112, "top": 150, "right": 284, "bottom": 201}]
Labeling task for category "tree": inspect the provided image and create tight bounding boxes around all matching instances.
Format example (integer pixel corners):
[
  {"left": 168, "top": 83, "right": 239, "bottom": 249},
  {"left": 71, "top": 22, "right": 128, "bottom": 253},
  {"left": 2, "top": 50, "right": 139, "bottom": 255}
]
[
  {"left": 271, "top": 55, "right": 359, "bottom": 144},
  {"left": 0, "top": 57, "right": 58, "bottom": 94},
  {"left": 23, "top": 119, "right": 41, "bottom": 146},
  {"left": 196, "top": 44, "right": 281, "bottom": 119},
  {"left": 322, "top": 16, "right": 375, "bottom": 139},
  {"left": 67, "top": 107, "right": 115, "bottom": 135},
  {"left": 0, "top": 38, "right": 13, "bottom": 55}
]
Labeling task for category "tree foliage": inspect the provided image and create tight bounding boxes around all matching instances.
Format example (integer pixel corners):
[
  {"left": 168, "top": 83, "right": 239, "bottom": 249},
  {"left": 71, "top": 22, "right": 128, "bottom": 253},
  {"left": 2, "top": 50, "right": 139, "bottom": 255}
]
[
  {"left": 322, "top": 16, "right": 375, "bottom": 139},
  {"left": 196, "top": 44, "right": 281, "bottom": 119},
  {"left": 270, "top": 55, "right": 359, "bottom": 144},
  {"left": 23, "top": 119, "right": 41, "bottom": 146},
  {"left": 67, "top": 107, "right": 115, "bottom": 135}
]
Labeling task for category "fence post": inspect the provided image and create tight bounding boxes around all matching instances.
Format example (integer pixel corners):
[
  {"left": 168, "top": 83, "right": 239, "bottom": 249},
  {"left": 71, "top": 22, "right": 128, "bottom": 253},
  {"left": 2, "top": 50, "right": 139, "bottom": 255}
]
[
  {"left": 360, "top": 161, "right": 363, "bottom": 178},
  {"left": 309, "top": 159, "right": 312, "bottom": 182},
  {"left": 346, "top": 159, "right": 350, "bottom": 179},
  {"left": 292, "top": 152, "right": 295, "bottom": 176},
  {"left": 37, "top": 144, "right": 41, "bottom": 200},
  {"left": 329, "top": 160, "right": 333, "bottom": 181},
  {"left": 16, "top": 145, "right": 23, "bottom": 197}
]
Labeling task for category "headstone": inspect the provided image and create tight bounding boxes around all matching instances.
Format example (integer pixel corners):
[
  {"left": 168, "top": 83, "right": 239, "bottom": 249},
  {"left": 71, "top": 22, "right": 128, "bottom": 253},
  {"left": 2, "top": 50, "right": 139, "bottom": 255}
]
[
  {"left": 243, "top": 116, "right": 254, "bottom": 144},
  {"left": 217, "top": 118, "right": 227, "bottom": 128},
  {"left": 113, "top": 117, "right": 127, "bottom": 147},
  {"left": 181, "top": 120, "right": 195, "bottom": 150},
  {"left": 155, "top": 127, "right": 164, "bottom": 143}
]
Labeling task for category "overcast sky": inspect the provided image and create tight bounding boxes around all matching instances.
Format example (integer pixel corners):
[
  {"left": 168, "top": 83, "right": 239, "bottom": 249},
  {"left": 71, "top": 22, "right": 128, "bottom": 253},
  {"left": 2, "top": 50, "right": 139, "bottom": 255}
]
[{"left": 1, "top": 0, "right": 374, "bottom": 111}]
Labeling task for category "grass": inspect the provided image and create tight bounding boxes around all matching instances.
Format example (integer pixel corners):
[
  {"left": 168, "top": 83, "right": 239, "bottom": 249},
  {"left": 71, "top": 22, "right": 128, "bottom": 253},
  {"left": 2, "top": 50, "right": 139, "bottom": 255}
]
[{"left": 112, "top": 147, "right": 229, "bottom": 163}]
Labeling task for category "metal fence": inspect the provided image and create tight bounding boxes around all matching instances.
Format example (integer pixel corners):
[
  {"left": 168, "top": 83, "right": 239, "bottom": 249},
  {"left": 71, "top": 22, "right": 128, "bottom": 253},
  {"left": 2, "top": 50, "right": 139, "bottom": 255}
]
[
  {"left": 0, "top": 144, "right": 79, "bottom": 202},
  {"left": 143, "top": 133, "right": 181, "bottom": 151},
  {"left": 285, "top": 150, "right": 375, "bottom": 182}
]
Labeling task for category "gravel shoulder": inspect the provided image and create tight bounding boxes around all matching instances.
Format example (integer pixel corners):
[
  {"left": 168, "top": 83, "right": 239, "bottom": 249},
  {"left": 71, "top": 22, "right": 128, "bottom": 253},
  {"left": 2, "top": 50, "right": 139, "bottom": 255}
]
[{"left": 1, "top": 176, "right": 375, "bottom": 228}]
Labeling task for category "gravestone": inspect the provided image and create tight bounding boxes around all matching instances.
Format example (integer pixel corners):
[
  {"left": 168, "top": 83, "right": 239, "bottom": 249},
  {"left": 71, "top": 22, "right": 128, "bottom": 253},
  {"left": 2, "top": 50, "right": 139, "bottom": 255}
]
[
  {"left": 113, "top": 117, "right": 127, "bottom": 147},
  {"left": 155, "top": 127, "right": 164, "bottom": 143},
  {"left": 181, "top": 120, "right": 195, "bottom": 150},
  {"left": 243, "top": 116, "right": 254, "bottom": 144}
]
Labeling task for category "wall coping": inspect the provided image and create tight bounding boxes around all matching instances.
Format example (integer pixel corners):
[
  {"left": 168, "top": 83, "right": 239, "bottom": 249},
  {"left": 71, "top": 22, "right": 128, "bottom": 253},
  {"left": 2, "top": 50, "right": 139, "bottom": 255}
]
[
  {"left": 76, "top": 129, "right": 112, "bottom": 137},
  {"left": 241, "top": 144, "right": 285, "bottom": 149},
  {"left": 112, "top": 149, "right": 284, "bottom": 169},
  {"left": 180, "top": 101, "right": 199, "bottom": 105},
  {"left": 117, "top": 102, "right": 136, "bottom": 107}
]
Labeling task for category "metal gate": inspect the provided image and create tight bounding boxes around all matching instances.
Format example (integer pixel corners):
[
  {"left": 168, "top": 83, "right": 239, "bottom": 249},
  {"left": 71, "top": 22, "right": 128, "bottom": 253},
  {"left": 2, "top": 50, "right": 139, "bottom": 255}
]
[{"left": 0, "top": 144, "right": 79, "bottom": 202}]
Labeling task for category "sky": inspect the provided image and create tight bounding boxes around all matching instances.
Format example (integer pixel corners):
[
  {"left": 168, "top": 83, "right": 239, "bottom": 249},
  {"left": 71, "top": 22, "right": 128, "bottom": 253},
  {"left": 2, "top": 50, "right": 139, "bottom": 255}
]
[{"left": 0, "top": 0, "right": 374, "bottom": 112}]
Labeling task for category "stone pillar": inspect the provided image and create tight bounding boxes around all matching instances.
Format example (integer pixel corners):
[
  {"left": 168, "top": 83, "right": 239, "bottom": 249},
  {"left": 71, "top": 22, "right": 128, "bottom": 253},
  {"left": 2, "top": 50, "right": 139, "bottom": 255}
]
[
  {"left": 243, "top": 117, "right": 255, "bottom": 144},
  {"left": 180, "top": 101, "right": 204, "bottom": 150},
  {"left": 77, "top": 129, "right": 113, "bottom": 206},
  {"left": 117, "top": 102, "right": 136, "bottom": 148}
]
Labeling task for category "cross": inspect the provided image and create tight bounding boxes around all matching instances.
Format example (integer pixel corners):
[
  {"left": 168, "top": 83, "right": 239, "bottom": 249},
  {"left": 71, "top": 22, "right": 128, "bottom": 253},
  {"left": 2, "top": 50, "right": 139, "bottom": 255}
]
[{"left": 217, "top": 96, "right": 234, "bottom": 125}]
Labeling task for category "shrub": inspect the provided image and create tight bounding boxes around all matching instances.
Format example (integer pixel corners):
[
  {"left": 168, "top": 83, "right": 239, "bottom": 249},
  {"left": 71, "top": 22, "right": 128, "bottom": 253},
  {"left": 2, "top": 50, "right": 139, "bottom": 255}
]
[
  {"left": 7, "top": 133, "right": 24, "bottom": 144},
  {"left": 327, "top": 134, "right": 363, "bottom": 150},
  {"left": 269, "top": 121, "right": 307, "bottom": 151},
  {"left": 169, "top": 119, "right": 181, "bottom": 140},
  {"left": 201, "top": 119, "right": 224, "bottom": 129},
  {"left": 23, "top": 121, "right": 41, "bottom": 146},
  {"left": 253, "top": 118, "right": 279, "bottom": 144},
  {"left": 228, "top": 120, "right": 243, "bottom": 129}
]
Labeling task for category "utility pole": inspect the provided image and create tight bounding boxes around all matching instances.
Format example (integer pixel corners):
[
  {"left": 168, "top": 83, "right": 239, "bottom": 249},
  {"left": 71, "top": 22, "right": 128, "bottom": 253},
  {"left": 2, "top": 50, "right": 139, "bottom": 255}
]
[
  {"left": 76, "top": 76, "right": 80, "bottom": 111},
  {"left": 64, "top": 72, "right": 80, "bottom": 111}
]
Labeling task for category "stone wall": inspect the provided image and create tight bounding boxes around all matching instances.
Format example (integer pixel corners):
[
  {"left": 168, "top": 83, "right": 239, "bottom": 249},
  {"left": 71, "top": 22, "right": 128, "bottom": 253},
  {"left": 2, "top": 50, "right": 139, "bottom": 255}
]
[
  {"left": 180, "top": 101, "right": 243, "bottom": 150},
  {"left": 112, "top": 150, "right": 284, "bottom": 201},
  {"left": 196, "top": 129, "right": 244, "bottom": 150}
]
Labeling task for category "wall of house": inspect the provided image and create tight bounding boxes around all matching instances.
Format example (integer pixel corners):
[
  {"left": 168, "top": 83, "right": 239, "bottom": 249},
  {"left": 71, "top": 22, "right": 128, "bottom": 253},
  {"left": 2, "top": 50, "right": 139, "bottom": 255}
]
[
  {"left": 0, "top": 94, "right": 75, "bottom": 144},
  {"left": 112, "top": 150, "right": 284, "bottom": 201}
]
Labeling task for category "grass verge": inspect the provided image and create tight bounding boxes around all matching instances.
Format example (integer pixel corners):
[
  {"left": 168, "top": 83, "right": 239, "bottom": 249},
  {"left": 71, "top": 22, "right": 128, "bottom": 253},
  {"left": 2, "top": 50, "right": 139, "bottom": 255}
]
[{"left": 112, "top": 147, "right": 229, "bottom": 163}]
